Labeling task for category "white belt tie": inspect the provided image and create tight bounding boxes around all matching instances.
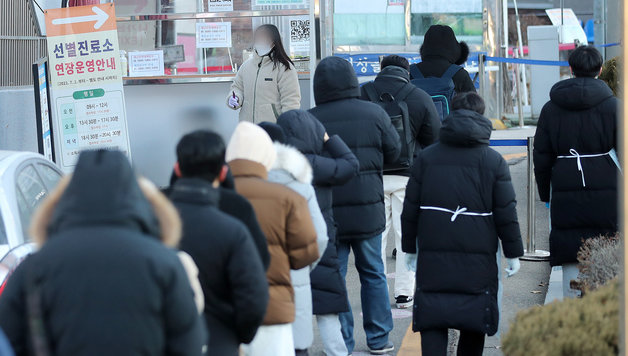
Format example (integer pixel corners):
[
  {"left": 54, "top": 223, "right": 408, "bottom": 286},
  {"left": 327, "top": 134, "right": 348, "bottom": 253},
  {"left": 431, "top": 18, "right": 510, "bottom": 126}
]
[
  {"left": 420, "top": 205, "right": 493, "bottom": 222},
  {"left": 557, "top": 149, "right": 611, "bottom": 187}
]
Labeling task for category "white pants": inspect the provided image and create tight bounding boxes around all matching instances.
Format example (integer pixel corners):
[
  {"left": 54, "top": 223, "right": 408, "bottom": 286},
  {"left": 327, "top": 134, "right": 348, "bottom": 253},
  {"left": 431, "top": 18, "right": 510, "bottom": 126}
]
[
  {"left": 562, "top": 263, "right": 582, "bottom": 298},
  {"left": 381, "top": 175, "right": 415, "bottom": 298},
  {"left": 241, "top": 324, "right": 295, "bottom": 356},
  {"left": 316, "top": 314, "right": 349, "bottom": 356}
]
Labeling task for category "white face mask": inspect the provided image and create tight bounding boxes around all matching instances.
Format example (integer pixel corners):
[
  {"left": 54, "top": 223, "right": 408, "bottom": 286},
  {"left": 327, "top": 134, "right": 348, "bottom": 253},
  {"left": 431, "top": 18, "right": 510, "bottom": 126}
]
[{"left": 254, "top": 43, "right": 273, "bottom": 56}]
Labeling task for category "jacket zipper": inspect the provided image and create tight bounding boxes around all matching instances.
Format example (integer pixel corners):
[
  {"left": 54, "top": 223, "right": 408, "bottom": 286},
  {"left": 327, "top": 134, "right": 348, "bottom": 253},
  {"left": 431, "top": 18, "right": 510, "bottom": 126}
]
[{"left": 252, "top": 59, "right": 263, "bottom": 123}]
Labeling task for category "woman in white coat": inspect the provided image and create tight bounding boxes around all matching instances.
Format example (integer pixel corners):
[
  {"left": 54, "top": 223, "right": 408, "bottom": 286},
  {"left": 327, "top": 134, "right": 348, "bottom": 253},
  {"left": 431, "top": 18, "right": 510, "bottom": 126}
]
[{"left": 228, "top": 24, "right": 301, "bottom": 123}]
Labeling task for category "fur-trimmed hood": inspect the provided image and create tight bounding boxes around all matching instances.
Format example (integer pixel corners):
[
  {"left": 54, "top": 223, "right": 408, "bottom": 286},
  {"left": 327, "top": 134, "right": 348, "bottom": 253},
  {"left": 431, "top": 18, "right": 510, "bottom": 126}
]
[
  {"left": 30, "top": 150, "right": 181, "bottom": 248},
  {"left": 271, "top": 143, "right": 313, "bottom": 184}
]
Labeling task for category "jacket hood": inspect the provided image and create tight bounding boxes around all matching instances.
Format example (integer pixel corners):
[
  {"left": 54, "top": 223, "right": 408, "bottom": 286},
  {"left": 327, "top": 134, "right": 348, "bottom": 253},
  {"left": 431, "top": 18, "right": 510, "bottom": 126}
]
[
  {"left": 277, "top": 109, "right": 326, "bottom": 155},
  {"left": 550, "top": 77, "right": 614, "bottom": 110},
  {"left": 31, "top": 150, "right": 181, "bottom": 247},
  {"left": 420, "top": 25, "right": 469, "bottom": 65},
  {"left": 376, "top": 65, "right": 410, "bottom": 82},
  {"left": 440, "top": 109, "right": 492, "bottom": 147},
  {"left": 226, "top": 122, "right": 276, "bottom": 172},
  {"left": 271, "top": 143, "right": 313, "bottom": 184},
  {"left": 314, "top": 57, "right": 361, "bottom": 105}
]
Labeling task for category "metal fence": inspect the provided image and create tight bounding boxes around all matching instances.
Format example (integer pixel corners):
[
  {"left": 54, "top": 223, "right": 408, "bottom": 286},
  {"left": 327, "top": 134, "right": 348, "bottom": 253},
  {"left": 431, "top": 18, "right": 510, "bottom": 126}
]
[{"left": 0, "top": 0, "right": 46, "bottom": 87}]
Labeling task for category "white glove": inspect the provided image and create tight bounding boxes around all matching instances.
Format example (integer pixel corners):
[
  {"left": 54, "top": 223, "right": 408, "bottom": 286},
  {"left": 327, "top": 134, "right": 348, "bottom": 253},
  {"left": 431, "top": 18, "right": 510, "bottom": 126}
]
[
  {"left": 228, "top": 93, "right": 240, "bottom": 109},
  {"left": 505, "top": 258, "right": 521, "bottom": 277},
  {"left": 405, "top": 253, "right": 417, "bottom": 272}
]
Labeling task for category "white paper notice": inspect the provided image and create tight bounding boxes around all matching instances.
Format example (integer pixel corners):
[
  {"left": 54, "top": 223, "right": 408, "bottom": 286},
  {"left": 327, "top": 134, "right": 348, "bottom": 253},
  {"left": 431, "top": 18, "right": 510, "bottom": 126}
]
[
  {"left": 196, "top": 22, "right": 232, "bottom": 48},
  {"left": 208, "top": 0, "right": 233, "bottom": 12},
  {"left": 289, "top": 16, "right": 310, "bottom": 58},
  {"left": 128, "top": 50, "right": 165, "bottom": 77}
]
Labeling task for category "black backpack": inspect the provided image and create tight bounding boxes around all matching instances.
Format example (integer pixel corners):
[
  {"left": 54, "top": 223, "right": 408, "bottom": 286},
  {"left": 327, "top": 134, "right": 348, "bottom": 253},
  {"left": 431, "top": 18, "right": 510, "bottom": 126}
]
[{"left": 363, "top": 81, "right": 415, "bottom": 172}]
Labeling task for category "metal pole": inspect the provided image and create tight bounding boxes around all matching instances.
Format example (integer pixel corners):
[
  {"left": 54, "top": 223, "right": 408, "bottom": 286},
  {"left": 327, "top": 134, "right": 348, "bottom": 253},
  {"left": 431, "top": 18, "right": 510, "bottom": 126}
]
[
  {"left": 478, "top": 54, "right": 486, "bottom": 99},
  {"left": 515, "top": 62, "right": 524, "bottom": 128},
  {"left": 522, "top": 136, "right": 550, "bottom": 261},
  {"left": 512, "top": 0, "right": 529, "bottom": 106}
]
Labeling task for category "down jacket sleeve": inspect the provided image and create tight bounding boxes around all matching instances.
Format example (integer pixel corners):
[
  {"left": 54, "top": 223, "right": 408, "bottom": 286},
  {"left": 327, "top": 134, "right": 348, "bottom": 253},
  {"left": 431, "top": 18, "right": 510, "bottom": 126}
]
[
  {"left": 277, "top": 65, "right": 301, "bottom": 114},
  {"left": 227, "top": 226, "right": 269, "bottom": 343},
  {"left": 163, "top": 256, "right": 207, "bottom": 356},
  {"left": 305, "top": 186, "right": 328, "bottom": 270},
  {"left": 492, "top": 155, "right": 524, "bottom": 258},
  {"left": 0, "top": 259, "right": 28, "bottom": 355},
  {"left": 228, "top": 66, "right": 245, "bottom": 110},
  {"left": 308, "top": 135, "right": 359, "bottom": 187},
  {"left": 401, "top": 155, "right": 422, "bottom": 254},
  {"left": 533, "top": 106, "right": 555, "bottom": 203},
  {"left": 378, "top": 109, "right": 402, "bottom": 164},
  {"left": 286, "top": 194, "right": 320, "bottom": 270}
]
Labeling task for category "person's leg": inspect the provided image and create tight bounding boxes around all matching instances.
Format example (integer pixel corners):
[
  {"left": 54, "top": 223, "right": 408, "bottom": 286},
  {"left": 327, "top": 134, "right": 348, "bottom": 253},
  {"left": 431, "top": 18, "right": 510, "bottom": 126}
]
[
  {"left": 352, "top": 235, "right": 394, "bottom": 350},
  {"left": 336, "top": 240, "right": 355, "bottom": 354},
  {"left": 316, "top": 314, "right": 349, "bottom": 356},
  {"left": 562, "top": 263, "right": 582, "bottom": 298},
  {"left": 390, "top": 176, "right": 415, "bottom": 301},
  {"left": 242, "top": 324, "right": 295, "bottom": 356},
  {"left": 420, "top": 329, "right": 449, "bottom": 356},
  {"left": 456, "top": 330, "right": 485, "bottom": 356},
  {"left": 381, "top": 176, "right": 394, "bottom": 275}
]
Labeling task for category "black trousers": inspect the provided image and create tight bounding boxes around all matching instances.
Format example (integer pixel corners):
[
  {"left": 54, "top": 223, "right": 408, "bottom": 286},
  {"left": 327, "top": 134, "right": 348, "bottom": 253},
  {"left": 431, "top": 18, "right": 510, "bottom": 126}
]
[{"left": 421, "top": 329, "right": 486, "bottom": 356}]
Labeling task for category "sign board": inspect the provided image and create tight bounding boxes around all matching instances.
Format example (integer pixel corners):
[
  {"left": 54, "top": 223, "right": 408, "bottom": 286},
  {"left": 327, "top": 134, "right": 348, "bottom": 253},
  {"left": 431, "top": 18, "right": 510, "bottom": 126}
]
[
  {"left": 32, "top": 59, "right": 55, "bottom": 162},
  {"left": 388, "top": 0, "right": 404, "bottom": 5},
  {"left": 128, "top": 50, "right": 165, "bottom": 77},
  {"left": 196, "top": 22, "right": 232, "bottom": 48},
  {"left": 208, "top": 0, "right": 233, "bottom": 12},
  {"left": 45, "top": 3, "right": 131, "bottom": 172},
  {"left": 289, "top": 16, "right": 310, "bottom": 58},
  {"left": 545, "top": 8, "right": 588, "bottom": 45}
]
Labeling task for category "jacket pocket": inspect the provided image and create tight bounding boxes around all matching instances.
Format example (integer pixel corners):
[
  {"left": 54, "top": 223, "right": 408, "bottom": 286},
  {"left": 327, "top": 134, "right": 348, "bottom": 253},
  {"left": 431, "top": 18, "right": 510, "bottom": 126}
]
[{"left": 257, "top": 103, "right": 278, "bottom": 123}]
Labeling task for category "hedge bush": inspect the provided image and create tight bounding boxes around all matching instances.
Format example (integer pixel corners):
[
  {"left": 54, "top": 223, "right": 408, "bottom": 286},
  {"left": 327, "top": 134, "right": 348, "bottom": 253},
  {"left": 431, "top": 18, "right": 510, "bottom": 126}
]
[
  {"left": 576, "top": 234, "right": 621, "bottom": 293},
  {"left": 502, "top": 279, "right": 619, "bottom": 356}
]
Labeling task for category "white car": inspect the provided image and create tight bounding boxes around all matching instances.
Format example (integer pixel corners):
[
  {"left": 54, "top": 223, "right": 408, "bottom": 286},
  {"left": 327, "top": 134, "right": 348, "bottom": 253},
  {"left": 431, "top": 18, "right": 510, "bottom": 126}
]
[{"left": 0, "top": 151, "right": 63, "bottom": 295}]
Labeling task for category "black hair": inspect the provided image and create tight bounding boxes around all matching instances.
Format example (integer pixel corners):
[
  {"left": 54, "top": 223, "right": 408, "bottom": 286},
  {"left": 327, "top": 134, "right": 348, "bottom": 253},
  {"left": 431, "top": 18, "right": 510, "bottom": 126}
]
[
  {"left": 257, "top": 24, "right": 294, "bottom": 71},
  {"left": 452, "top": 92, "right": 486, "bottom": 115},
  {"left": 381, "top": 55, "right": 410, "bottom": 71},
  {"left": 569, "top": 45, "right": 603, "bottom": 78},
  {"left": 176, "top": 130, "right": 225, "bottom": 182}
]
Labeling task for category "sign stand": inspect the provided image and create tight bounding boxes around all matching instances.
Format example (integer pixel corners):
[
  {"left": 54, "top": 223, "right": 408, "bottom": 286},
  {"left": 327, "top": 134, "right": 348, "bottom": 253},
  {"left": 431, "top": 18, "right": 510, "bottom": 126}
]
[{"left": 32, "top": 58, "right": 56, "bottom": 162}]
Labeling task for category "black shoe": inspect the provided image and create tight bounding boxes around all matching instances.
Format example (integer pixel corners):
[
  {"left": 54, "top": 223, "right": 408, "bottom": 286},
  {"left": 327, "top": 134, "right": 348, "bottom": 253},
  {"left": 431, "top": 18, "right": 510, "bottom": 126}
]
[
  {"left": 395, "top": 295, "right": 413, "bottom": 309},
  {"left": 369, "top": 342, "right": 394, "bottom": 355},
  {"left": 295, "top": 349, "right": 309, "bottom": 356},
  {"left": 392, "top": 248, "right": 397, "bottom": 259}
]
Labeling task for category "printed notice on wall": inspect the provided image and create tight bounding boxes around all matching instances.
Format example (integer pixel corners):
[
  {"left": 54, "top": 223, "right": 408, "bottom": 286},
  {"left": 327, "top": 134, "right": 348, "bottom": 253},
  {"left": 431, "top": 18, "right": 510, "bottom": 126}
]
[
  {"left": 196, "top": 22, "right": 232, "bottom": 48},
  {"left": 45, "top": 3, "right": 131, "bottom": 172},
  {"left": 289, "top": 16, "right": 310, "bottom": 58},
  {"left": 254, "top": 0, "right": 305, "bottom": 5},
  {"left": 128, "top": 50, "right": 165, "bottom": 77},
  {"left": 208, "top": 0, "right": 233, "bottom": 12}
]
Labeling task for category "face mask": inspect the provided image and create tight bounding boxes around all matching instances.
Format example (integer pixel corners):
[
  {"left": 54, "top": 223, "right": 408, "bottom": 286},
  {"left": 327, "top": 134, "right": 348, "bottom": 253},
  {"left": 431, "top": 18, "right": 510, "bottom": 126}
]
[{"left": 254, "top": 43, "right": 273, "bottom": 56}]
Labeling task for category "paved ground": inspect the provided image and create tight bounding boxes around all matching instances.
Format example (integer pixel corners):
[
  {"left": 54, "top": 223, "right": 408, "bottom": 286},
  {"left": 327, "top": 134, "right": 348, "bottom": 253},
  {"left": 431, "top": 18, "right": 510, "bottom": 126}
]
[{"left": 309, "top": 127, "right": 552, "bottom": 355}]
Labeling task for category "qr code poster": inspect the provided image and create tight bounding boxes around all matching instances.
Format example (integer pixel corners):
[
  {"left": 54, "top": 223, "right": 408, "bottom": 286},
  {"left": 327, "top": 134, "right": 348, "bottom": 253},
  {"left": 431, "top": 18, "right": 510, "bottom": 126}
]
[{"left": 289, "top": 17, "right": 310, "bottom": 58}]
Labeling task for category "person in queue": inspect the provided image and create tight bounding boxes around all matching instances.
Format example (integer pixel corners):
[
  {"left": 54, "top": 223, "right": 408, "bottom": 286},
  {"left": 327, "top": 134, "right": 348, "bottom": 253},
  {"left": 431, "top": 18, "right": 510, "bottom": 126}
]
[
  {"left": 361, "top": 54, "right": 441, "bottom": 309},
  {"left": 411, "top": 24, "right": 476, "bottom": 93},
  {"left": 226, "top": 122, "right": 319, "bottom": 356},
  {"left": 0, "top": 150, "right": 206, "bottom": 356},
  {"left": 401, "top": 93, "right": 523, "bottom": 356},
  {"left": 169, "top": 131, "right": 269, "bottom": 356},
  {"left": 228, "top": 24, "right": 301, "bottom": 123},
  {"left": 277, "top": 109, "right": 359, "bottom": 356},
  {"left": 533, "top": 45, "right": 619, "bottom": 298},
  {"left": 260, "top": 122, "right": 329, "bottom": 356},
  {"left": 309, "top": 56, "right": 401, "bottom": 355}
]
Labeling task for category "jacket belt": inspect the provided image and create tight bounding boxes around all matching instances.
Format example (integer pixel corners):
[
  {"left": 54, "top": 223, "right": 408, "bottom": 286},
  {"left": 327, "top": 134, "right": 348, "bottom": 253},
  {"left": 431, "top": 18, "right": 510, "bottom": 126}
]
[
  {"left": 420, "top": 206, "right": 493, "bottom": 222},
  {"left": 556, "top": 149, "right": 612, "bottom": 187}
]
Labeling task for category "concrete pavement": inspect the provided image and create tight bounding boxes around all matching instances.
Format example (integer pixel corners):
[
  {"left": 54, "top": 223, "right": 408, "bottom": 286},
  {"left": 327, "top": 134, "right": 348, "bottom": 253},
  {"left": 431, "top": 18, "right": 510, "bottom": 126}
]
[{"left": 309, "top": 126, "right": 551, "bottom": 355}]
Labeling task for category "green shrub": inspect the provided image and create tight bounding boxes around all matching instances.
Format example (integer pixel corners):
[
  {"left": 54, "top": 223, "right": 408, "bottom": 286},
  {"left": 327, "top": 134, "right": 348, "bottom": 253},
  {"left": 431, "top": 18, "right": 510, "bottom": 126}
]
[
  {"left": 576, "top": 234, "right": 621, "bottom": 293},
  {"left": 502, "top": 279, "right": 619, "bottom": 356}
]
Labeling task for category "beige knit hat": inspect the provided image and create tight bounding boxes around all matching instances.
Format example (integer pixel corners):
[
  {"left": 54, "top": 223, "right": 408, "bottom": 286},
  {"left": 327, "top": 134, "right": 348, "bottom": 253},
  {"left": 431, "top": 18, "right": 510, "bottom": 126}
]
[{"left": 226, "top": 121, "right": 277, "bottom": 172}]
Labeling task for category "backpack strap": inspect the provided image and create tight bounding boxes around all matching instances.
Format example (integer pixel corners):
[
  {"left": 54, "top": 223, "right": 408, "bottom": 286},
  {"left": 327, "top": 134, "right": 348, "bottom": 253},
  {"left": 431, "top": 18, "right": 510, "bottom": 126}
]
[
  {"left": 441, "top": 64, "right": 462, "bottom": 80},
  {"left": 409, "top": 64, "right": 424, "bottom": 79},
  {"left": 394, "top": 82, "right": 416, "bottom": 102},
  {"left": 363, "top": 82, "right": 381, "bottom": 102}
]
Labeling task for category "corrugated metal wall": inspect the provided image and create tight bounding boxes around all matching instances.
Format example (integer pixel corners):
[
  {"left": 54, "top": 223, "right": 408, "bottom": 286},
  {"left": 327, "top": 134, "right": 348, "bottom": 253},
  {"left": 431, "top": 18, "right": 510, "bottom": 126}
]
[{"left": 0, "top": 1, "right": 46, "bottom": 87}]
